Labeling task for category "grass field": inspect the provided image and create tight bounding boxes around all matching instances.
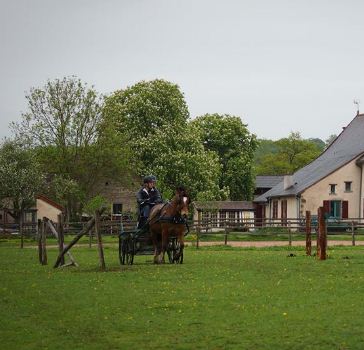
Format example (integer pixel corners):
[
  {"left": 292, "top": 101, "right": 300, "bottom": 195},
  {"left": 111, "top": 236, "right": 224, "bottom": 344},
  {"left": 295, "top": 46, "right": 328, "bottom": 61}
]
[{"left": 1, "top": 241, "right": 364, "bottom": 349}]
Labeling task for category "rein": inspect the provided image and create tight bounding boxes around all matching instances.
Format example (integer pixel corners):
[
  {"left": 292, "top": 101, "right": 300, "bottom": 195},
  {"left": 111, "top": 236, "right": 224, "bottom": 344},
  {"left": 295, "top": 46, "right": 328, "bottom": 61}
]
[{"left": 148, "top": 201, "right": 190, "bottom": 235}]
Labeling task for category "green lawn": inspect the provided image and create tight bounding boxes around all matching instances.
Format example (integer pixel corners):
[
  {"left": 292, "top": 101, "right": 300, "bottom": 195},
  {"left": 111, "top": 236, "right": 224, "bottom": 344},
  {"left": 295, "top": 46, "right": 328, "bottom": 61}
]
[{"left": 1, "top": 243, "right": 364, "bottom": 349}]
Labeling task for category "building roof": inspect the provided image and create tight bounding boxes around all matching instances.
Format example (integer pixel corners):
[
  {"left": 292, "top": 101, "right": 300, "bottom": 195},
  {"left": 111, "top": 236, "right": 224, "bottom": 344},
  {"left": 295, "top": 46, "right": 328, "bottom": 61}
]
[
  {"left": 193, "top": 201, "right": 255, "bottom": 211},
  {"left": 36, "top": 195, "right": 64, "bottom": 211},
  {"left": 255, "top": 175, "right": 284, "bottom": 188},
  {"left": 254, "top": 113, "right": 364, "bottom": 202}
]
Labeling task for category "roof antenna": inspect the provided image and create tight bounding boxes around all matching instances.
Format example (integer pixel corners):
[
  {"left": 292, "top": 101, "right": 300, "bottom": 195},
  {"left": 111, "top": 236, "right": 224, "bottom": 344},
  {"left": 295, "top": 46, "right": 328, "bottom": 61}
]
[{"left": 354, "top": 99, "right": 360, "bottom": 115}]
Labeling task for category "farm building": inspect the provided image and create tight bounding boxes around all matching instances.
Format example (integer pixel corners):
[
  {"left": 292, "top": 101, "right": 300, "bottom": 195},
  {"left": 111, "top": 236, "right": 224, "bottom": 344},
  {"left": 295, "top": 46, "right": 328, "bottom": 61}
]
[
  {"left": 193, "top": 201, "right": 255, "bottom": 227},
  {"left": 0, "top": 194, "right": 63, "bottom": 227},
  {"left": 254, "top": 113, "right": 364, "bottom": 221}
]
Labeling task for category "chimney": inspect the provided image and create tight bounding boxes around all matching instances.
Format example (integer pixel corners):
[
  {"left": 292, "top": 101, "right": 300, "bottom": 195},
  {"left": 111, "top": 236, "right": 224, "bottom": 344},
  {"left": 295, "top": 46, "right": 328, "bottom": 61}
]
[{"left": 284, "top": 175, "right": 294, "bottom": 190}]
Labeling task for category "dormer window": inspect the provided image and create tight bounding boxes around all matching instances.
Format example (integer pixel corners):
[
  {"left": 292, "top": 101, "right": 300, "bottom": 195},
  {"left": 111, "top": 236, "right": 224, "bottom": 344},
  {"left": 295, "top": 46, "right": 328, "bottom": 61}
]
[
  {"left": 329, "top": 184, "right": 336, "bottom": 194},
  {"left": 345, "top": 181, "right": 352, "bottom": 192}
]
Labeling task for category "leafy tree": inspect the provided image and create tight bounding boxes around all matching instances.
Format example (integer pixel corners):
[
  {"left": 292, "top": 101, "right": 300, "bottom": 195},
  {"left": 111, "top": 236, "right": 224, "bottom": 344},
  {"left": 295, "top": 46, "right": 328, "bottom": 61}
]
[
  {"left": 0, "top": 140, "right": 44, "bottom": 222},
  {"left": 133, "top": 123, "right": 226, "bottom": 201},
  {"left": 83, "top": 195, "right": 110, "bottom": 216},
  {"left": 47, "top": 175, "right": 85, "bottom": 221},
  {"left": 104, "top": 79, "right": 228, "bottom": 200},
  {"left": 191, "top": 114, "right": 258, "bottom": 200},
  {"left": 256, "top": 132, "right": 322, "bottom": 175},
  {"left": 308, "top": 138, "right": 325, "bottom": 151},
  {"left": 103, "top": 79, "right": 189, "bottom": 153},
  {"left": 11, "top": 77, "right": 132, "bottom": 217}
]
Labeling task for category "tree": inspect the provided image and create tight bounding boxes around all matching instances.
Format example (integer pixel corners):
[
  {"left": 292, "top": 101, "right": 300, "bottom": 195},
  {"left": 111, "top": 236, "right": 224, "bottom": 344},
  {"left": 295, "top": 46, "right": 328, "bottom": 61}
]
[
  {"left": 103, "top": 79, "right": 190, "bottom": 173},
  {"left": 0, "top": 140, "right": 44, "bottom": 222},
  {"left": 104, "top": 79, "right": 227, "bottom": 200},
  {"left": 11, "top": 77, "right": 132, "bottom": 218},
  {"left": 325, "top": 134, "right": 337, "bottom": 148},
  {"left": 308, "top": 138, "right": 325, "bottom": 151},
  {"left": 256, "top": 132, "right": 322, "bottom": 175},
  {"left": 139, "top": 124, "right": 227, "bottom": 201},
  {"left": 191, "top": 114, "right": 258, "bottom": 200}
]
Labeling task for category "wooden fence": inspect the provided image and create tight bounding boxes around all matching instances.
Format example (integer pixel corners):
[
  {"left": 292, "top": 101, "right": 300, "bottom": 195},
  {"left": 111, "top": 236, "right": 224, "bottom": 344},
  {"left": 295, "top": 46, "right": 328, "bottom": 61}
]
[{"left": 2, "top": 216, "right": 364, "bottom": 244}]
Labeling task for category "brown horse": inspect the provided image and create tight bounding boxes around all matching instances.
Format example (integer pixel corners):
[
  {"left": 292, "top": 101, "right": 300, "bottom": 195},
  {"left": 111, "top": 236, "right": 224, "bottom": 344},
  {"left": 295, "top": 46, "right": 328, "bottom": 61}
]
[{"left": 148, "top": 187, "right": 190, "bottom": 264}]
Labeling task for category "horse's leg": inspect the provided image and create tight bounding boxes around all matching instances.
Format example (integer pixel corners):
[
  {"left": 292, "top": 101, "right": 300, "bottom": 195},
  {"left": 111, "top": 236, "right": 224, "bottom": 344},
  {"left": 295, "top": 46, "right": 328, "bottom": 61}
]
[
  {"left": 150, "top": 227, "right": 159, "bottom": 264},
  {"left": 159, "top": 227, "right": 168, "bottom": 264}
]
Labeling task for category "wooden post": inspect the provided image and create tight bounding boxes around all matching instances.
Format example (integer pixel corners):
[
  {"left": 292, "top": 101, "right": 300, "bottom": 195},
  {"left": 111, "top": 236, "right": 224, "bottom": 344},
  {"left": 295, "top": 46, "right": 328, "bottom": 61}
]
[
  {"left": 48, "top": 217, "right": 78, "bottom": 267},
  {"left": 89, "top": 228, "right": 92, "bottom": 248},
  {"left": 37, "top": 219, "right": 42, "bottom": 264},
  {"left": 318, "top": 207, "right": 326, "bottom": 260},
  {"left": 288, "top": 221, "right": 292, "bottom": 247},
  {"left": 41, "top": 217, "right": 48, "bottom": 265},
  {"left": 57, "top": 214, "right": 65, "bottom": 266},
  {"left": 351, "top": 221, "right": 355, "bottom": 246},
  {"left": 224, "top": 226, "right": 228, "bottom": 245},
  {"left": 95, "top": 210, "right": 106, "bottom": 271},
  {"left": 54, "top": 211, "right": 101, "bottom": 268},
  {"left": 2, "top": 209, "right": 6, "bottom": 235},
  {"left": 20, "top": 210, "right": 24, "bottom": 249},
  {"left": 305, "top": 211, "right": 312, "bottom": 256},
  {"left": 196, "top": 216, "right": 201, "bottom": 249}
]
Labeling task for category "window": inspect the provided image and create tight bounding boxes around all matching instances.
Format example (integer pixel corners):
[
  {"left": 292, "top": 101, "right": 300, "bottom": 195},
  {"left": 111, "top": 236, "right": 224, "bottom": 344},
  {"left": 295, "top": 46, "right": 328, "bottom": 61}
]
[
  {"left": 330, "top": 200, "right": 341, "bottom": 218},
  {"left": 345, "top": 181, "right": 352, "bottom": 192},
  {"left": 24, "top": 212, "right": 36, "bottom": 223},
  {"left": 112, "top": 203, "right": 123, "bottom": 215},
  {"left": 272, "top": 200, "right": 278, "bottom": 219},
  {"left": 329, "top": 184, "right": 336, "bottom": 194},
  {"left": 324, "top": 200, "right": 345, "bottom": 218},
  {"left": 210, "top": 212, "right": 218, "bottom": 227}
]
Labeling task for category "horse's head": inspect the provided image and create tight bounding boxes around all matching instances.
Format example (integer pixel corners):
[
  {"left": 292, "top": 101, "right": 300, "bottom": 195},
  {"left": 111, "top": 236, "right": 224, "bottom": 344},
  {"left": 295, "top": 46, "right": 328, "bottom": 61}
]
[{"left": 175, "top": 186, "right": 190, "bottom": 219}]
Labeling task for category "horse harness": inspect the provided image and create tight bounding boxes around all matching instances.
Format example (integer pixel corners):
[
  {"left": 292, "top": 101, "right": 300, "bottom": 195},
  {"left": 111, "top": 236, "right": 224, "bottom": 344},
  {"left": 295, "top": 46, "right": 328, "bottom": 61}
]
[{"left": 147, "top": 201, "right": 190, "bottom": 235}]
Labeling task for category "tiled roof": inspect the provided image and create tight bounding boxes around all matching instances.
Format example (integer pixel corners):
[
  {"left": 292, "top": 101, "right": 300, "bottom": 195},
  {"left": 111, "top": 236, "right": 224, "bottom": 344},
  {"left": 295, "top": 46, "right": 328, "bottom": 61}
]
[
  {"left": 193, "top": 201, "right": 255, "bottom": 211},
  {"left": 254, "top": 113, "right": 364, "bottom": 202},
  {"left": 255, "top": 175, "right": 284, "bottom": 188}
]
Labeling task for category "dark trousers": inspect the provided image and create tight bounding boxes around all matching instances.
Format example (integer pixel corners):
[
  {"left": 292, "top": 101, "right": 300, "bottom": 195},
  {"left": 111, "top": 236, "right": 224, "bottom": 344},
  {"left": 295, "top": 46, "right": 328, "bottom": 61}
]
[{"left": 137, "top": 205, "right": 151, "bottom": 229}]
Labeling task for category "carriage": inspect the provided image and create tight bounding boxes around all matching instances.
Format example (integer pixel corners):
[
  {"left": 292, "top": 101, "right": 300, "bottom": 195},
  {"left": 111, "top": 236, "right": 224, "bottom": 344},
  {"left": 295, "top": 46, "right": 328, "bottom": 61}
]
[
  {"left": 119, "top": 186, "right": 190, "bottom": 265},
  {"left": 118, "top": 220, "right": 187, "bottom": 265}
]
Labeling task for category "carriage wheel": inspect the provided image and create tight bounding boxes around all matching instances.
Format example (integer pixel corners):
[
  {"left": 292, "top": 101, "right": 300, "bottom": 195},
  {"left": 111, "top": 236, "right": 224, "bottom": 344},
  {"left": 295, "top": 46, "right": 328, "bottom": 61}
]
[{"left": 126, "top": 238, "right": 135, "bottom": 265}]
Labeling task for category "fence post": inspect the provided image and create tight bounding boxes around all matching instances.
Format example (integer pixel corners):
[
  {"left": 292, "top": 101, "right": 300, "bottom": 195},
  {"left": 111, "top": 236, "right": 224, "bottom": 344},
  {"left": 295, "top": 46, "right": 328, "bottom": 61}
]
[
  {"left": 351, "top": 221, "right": 355, "bottom": 246},
  {"left": 318, "top": 207, "right": 326, "bottom": 260},
  {"left": 37, "top": 219, "right": 42, "bottom": 264},
  {"left": 57, "top": 214, "right": 65, "bottom": 266},
  {"left": 196, "top": 218, "right": 201, "bottom": 249},
  {"left": 89, "top": 228, "right": 93, "bottom": 248},
  {"left": 20, "top": 210, "right": 24, "bottom": 249},
  {"left": 288, "top": 221, "right": 292, "bottom": 247},
  {"left": 224, "top": 225, "right": 228, "bottom": 245},
  {"left": 305, "top": 211, "right": 312, "bottom": 256},
  {"left": 94, "top": 210, "right": 106, "bottom": 271},
  {"left": 41, "top": 217, "right": 48, "bottom": 265}
]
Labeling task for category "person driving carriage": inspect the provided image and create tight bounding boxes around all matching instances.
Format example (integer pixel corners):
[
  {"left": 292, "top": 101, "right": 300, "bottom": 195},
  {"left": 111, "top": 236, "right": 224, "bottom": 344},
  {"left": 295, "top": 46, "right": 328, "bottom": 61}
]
[{"left": 136, "top": 175, "right": 163, "bottom": 229}]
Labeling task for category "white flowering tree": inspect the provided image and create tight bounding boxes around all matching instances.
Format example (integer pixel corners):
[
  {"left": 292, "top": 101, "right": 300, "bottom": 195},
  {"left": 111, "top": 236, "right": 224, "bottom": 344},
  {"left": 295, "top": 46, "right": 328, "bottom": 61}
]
[
  {"left": 104, "top": 79, "right": 227, "bottom": 200},
  {"left": 0, "top": 140, "right": 44, "bottom": 223}
]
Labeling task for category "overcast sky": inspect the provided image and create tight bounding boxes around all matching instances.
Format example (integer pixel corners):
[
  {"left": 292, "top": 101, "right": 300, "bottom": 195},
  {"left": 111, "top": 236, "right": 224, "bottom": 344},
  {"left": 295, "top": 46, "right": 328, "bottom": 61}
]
[{"left": 1, "top": 0, "right": 364, "bottom": 141}]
